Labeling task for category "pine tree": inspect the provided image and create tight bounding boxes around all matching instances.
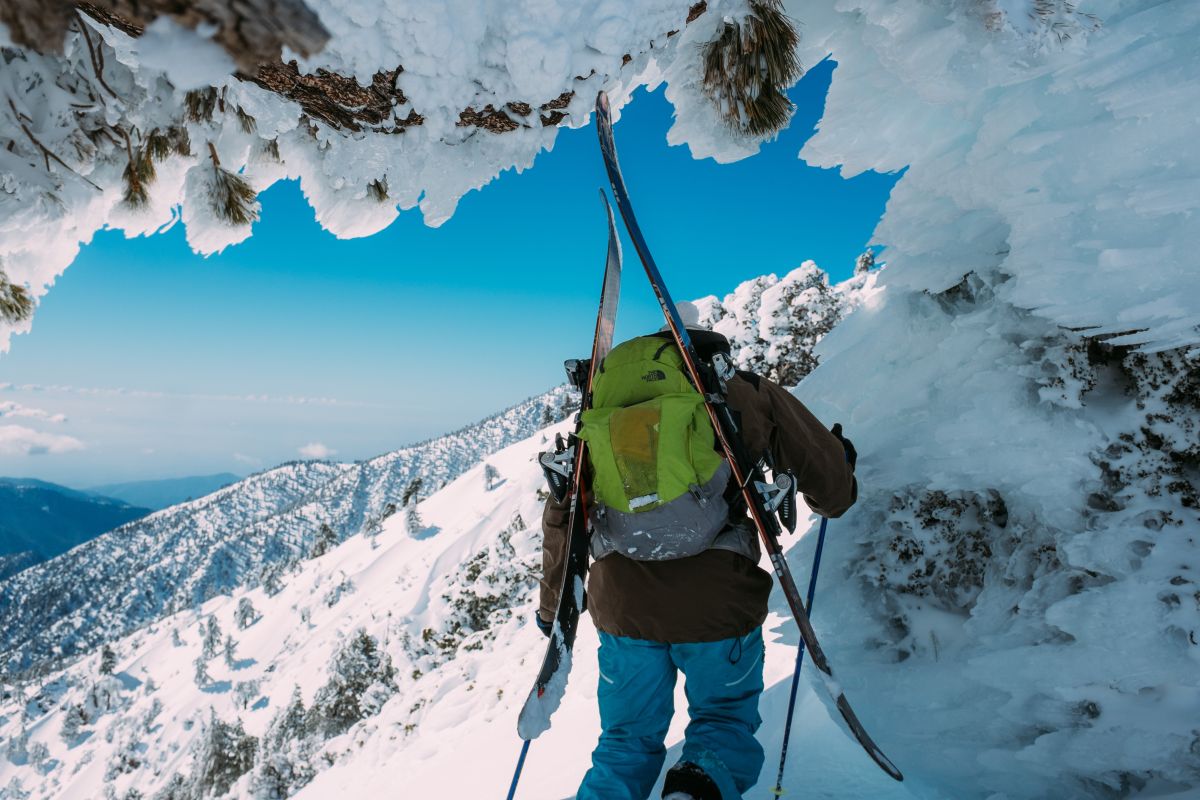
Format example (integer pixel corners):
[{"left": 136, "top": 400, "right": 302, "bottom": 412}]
[
  {"left": 756, "top": 262, "right": 845, "bottom": 386},
  {"left": 60, "top": 704, "right": 89, "bottom": 743},
  {"left": 191, "top": 709, "right": 257, "bottom": 798},
  {"left": 223, "top": 634, "right": 238, "bottom": 667},
  {"left": 235, "top": 597, "right": 258, "bottom": 630},
  {"left": 307, "top": 629, "right": 397, "bottom": 738},
  {"left": 484, "top": 463, "right": 501, "bottom": 491},
  {"left": 193, "top": 655, "right": 211, "bottom": 688},
  {"left": 99, "top": 644, "right": 117, "bottom": 676},
  {"left": 309, "top": 523, "right": 338, "bottom": 559},
  {"left": 401, "top": 478, "right": 423, "bottom": 507},
  {"left": 201, "top": 616, "right": 222, "bottom": 661},
  {"left": 720, "top": 273, "right": 779, "bottom": 374},
  {"left": 405, "top": 503, "right": 424, "bottom": 536},
  {"left": 251, "top": 708, "right": 314, "bottom": 800},
  {"left": 855, "top": 250, "right": 876, "bottom": 276}
]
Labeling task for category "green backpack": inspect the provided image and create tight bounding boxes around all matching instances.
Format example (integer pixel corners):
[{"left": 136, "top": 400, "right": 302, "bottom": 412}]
[{"left": 578, "top": 335, "right": 748, "bottom": 562}]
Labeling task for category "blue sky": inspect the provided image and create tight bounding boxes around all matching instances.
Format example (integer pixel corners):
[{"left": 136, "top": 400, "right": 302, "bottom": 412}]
[{"left": 0, "top": 60, "right": 899, "bottom": 487}]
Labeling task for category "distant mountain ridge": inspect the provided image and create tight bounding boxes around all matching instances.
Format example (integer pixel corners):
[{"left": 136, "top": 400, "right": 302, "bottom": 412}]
[
  {"left": 87, "top": 473, "right": 242, "bottom": 510},
  {"left": 0, "top": 385, "right": 577, "bottom": 678},
  {"left": 0, "top": 478, "right": 151, "bottom": 578}
]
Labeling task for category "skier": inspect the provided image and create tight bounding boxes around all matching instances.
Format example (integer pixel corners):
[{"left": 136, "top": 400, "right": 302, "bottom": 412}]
[{"left": 536, "top": 301, "right": 858, "bottom": 800}]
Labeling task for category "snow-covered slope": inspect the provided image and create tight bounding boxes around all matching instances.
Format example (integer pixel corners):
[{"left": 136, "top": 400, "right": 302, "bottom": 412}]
[
  {"left": 0, "top": 378, "right": 909, "bottom": 800},
  {"left": 1, "top": 248, "right": 1196, "bottom": 797},
  {"left": 0, "top": 386, "right": 576, "bottom": 679}
]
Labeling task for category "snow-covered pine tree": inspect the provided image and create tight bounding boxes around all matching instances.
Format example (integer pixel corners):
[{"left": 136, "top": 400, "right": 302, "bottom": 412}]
[
  {"left": 306, "top": 629, "right": 397, "bottom": 738},
  {"left": 189, "top": 709, "right": 257, "bottom": 798},
  {"left": 484, "top": 463, "right": 501, "bottom": 490},
  {"left": 59, "top": 703, "right": 89, "bottom": 744},
  {"left": 401, "top": 478, "right": 423, "bottom": 507},
  {"left": 192, "top": 655, "right": 210, "bottom": 688},
  {"left": 235, "top": 597, "right": 259, "bottom": 630},
  {"left": 309, "top": 523, "right": 338, "bottom": 559},
  {"left": 223, "top": 634, "right": 238, "bottom": 667},
  {"left": 5, "top": 725, "right": 28, "bottom": 765},
  {"left": 855, "top": 250, "right": 876, "bottom": 276},
  {"left": 405, "top": 503, "right": 424, "bottom": 537},
  {"left": 756, "top": 262, "right": 846, "bottom": 386},
  {"left": 713, "top": 274, "right": 779, "bottom": 374},
  {"left": 251, "top": 686, "right": 314, "bottom": 799},
  {"left": 99, "top": 644, "right": 117, "bottom": 676},
  {"left": 200, "top": 616, "right": 222, "bottom": 661}
]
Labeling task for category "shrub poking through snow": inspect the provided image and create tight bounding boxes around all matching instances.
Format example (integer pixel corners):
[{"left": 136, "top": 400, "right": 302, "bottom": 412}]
[{"left": 407, "top": 513, "right": 537, "bottom": 670}]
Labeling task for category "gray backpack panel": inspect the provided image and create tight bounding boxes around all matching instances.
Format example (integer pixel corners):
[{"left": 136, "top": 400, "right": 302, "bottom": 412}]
[{"left": 589, "top": 461, "right": 757, "bottom": 563}]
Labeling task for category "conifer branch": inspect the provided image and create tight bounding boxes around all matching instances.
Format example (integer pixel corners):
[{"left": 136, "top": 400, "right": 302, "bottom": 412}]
[
  {"left": 0, "top": 267, "right": 34, "bottom": 325},
  {"left": 206, "top": 141, "right": 260, "bottom": 226},
  {"left": 701, "top": 0, "right": 801, "bottom": 137}
]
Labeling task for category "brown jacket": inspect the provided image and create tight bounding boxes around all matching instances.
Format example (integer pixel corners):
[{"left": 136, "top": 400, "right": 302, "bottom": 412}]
[{"left": 538, "top": 365, "right": 856, "bottom": 644}]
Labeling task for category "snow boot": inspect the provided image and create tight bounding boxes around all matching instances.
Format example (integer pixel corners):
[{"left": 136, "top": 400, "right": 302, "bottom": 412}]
[{"left": 662, "top": 761, "right": 721, "bottom": 800}]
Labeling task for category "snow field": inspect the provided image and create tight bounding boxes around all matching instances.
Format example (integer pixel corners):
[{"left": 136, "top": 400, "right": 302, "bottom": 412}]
[{"left": 1, "top": 406, "right": 916, "bottom": 800}]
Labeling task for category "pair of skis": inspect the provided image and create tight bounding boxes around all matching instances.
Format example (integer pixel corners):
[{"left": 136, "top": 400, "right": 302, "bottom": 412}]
[{"left": 513, "top": 91, "right": 903, "bottom": 791}]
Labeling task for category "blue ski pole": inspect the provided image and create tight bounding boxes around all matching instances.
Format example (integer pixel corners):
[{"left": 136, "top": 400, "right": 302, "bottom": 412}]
[
  {"left": 506, "top": 739, "right": 531, "bottom": 800},
  {"left": 771, "top": 516, "right": 829, "bottom": 797}
]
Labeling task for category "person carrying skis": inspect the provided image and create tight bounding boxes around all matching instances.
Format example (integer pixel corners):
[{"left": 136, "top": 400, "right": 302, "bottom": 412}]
[{"left": 536, "top": 302, "right": 858, "bottom": 800}]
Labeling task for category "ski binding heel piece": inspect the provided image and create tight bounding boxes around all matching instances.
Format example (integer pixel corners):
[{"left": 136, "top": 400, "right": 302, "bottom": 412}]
[
  {"left": 539, "top": 446, "right": 575, "bottom": 503},
  {"left": 755, "top": 471, "right": 798, "bottom": 533},
  {"left": 564, "top": 358, "right": 592, "bottom": 391}
]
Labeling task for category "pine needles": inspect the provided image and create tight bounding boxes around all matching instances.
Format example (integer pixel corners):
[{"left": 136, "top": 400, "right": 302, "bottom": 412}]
[
  {"left": 0, "top": 267, "right": 34, "bottom": 325},
  {"left": 235, "top": 105, "right": 257, "bottom": 134},
  {"left": 120, "top": 127, "right": 189, "bottom": 208},
  {"left": 701, "top": 0, "right": 802, "bottom": 137},
  {"left": 367, "top": 177, "right": 389, "bottom": 203},
  {"left": 185, "top": 88, "right": 218, "bottom": 123},
  {"left": 206, "top": 142, "right": 260, "bottom": 226},
  {"left": 121, "top": 144, "right": 155, "bottom": 208}
]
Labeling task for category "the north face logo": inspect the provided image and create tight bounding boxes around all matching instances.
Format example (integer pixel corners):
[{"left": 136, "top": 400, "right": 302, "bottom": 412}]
[{"left": 641, "top": 370, "right": 667, "bottom": 382}]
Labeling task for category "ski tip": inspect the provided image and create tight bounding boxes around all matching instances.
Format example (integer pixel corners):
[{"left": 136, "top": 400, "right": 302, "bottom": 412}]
[{"left": 875, "top": 747, "right": 904, "bottom": 782}]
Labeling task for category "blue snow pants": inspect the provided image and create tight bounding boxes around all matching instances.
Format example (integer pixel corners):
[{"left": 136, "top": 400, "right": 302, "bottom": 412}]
[{"left": 576, "top": 628, "right": 765, "bottom": 800}]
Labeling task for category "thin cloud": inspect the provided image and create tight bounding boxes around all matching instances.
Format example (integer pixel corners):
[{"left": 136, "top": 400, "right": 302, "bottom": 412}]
[
  {"left": 0, "top": 424, "right": 85, "bottom": 456},
  {"left": 298, "top": 442, "right": 336, "bottom": 459},
  {"left": 0, "top": 383, "right": 381, "bottom": 409},
  {"left": 0, "top": 400, "right": 67, "bottom": 423},
  {"left": 232, "top": 452, "right": 260, "bottom": 466}
]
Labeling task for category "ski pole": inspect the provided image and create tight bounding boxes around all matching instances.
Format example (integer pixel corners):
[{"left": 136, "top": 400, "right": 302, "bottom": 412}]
[
  {"left": 771, "top": 516, "right": 829, "bottom": 797},
  {"left": 506, "top": 739, "right": 532, "bottom": 800}
]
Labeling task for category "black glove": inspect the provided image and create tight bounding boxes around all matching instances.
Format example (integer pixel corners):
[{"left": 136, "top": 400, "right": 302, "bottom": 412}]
[
  {"left": 831, "top": 423, "right": 857, "bottom": 470},
  {"left": 534, "top": 613, "right": 553, "bottom": 638}
]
